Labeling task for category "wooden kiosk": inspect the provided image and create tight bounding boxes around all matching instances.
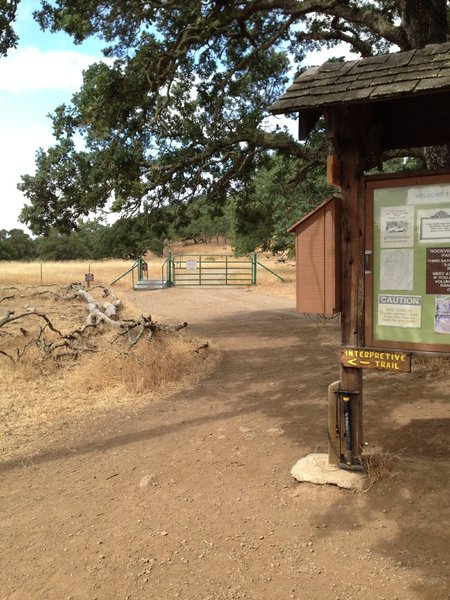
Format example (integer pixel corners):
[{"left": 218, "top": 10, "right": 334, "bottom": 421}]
[{"left": 270, "top": 42, "right": 450, "bottom": 469}]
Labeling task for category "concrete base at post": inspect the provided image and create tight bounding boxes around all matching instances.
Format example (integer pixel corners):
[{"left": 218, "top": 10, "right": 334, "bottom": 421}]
[{"left": 291, "top": 453, "right": 365, "bottom": 491}]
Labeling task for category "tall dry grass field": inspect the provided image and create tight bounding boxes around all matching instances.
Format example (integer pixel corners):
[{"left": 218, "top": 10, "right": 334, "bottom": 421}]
[
  {"left": 0, "top": 240, "right": 295, "bottom": 296},
  {"left": 0, "top": 259, "right": 141, "bottom": 289}
]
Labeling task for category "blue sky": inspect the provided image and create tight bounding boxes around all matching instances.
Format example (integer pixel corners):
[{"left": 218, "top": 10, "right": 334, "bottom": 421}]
[
  {"left": 0, "top": 3, "right": 355, "bottom": 234},
  {"left": 0, "top": 0, "right": 105, "bottom": 232}
]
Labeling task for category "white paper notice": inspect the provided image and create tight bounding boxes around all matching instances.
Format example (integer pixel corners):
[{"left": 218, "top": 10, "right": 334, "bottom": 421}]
[
  {"left": 186, "top": 260, "right": 197, "bottom": 270},
  {"left": 380, "top": 249, "right": 413, "bottom": 290},
  {"left": 380, "top": 206, "right": 414, "bottom": 248},
  {"left": 378, "top": 295, "right": 422, "bottom": 328},
  {"left": 418, "top": 208, "right": 450, "bottom": 243}
]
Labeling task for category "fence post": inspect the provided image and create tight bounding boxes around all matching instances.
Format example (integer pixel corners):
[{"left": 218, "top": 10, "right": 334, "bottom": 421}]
[
  {"left": 167, "top": 251, "right": 172, "bottom": 287},
  {"left": 252, "top": 253, "right": 257, "bottom": 285},
  {"left": 225, "top": 255, "right": 228, "bottom": 284},
  {"left": 137, "top": 255, "right": 143, "bottom": 280}
]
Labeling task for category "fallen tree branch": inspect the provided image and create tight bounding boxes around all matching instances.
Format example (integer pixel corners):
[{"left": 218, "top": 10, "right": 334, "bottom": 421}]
[
  {"left": 0, "top": 294, "right": 16, "bottom": 304},
  {"left": 0, "top": 284, "right": 199, "bottom": 366},
  {"left": 195, "top": 342, "right": 209, "bottom": 353},
  {"left": 0, "top": 310, "right": 64, "bottom": 336},
  {"left": 0, "top": 349, "right": 15, "bottom": 362}
]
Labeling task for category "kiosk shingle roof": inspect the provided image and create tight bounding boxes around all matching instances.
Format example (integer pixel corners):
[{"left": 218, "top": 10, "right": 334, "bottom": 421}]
[{"left": 270, "top": 42, "right": 450, "bottom": 115}]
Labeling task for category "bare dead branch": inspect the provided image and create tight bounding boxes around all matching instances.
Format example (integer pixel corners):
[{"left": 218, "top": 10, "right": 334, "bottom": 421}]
[
  {"left": 195, "top": 343, "right": 209, "bottom": 353},
  {"left": 0, "top": 285, "right": 200, "bottom": 368},
  {"left": 0, "top": 349, "right": 15, "bottom": 362}
]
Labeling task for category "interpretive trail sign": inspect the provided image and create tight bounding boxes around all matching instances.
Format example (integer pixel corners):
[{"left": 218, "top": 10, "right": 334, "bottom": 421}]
[
  {"left": 340, "top": 347, "right": 411, "bottom": 372},
  {"left": 365, "top": 172, "right": 450, "bottom": 353}
]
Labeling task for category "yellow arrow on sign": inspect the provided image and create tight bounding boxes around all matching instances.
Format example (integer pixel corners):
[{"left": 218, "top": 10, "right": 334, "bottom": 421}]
[{"left": 347, "top": 358, "right": 358, "bottom": 366}]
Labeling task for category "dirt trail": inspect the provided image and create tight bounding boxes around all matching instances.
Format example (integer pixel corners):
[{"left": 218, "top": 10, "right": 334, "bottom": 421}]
[{"left": 1, "top": 287, "right": 449, "bottom": 600}]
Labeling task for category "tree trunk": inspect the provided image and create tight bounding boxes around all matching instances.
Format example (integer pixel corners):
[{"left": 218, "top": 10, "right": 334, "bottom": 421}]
[
  {"left": 423, "top": 145, "right": 450, "bottom": 170},
  {"left": 400, "top": 0, "right": 448, "bottom": 49},
  {"left": 400, "top": 0, "right": 450, "bottom": 169}
]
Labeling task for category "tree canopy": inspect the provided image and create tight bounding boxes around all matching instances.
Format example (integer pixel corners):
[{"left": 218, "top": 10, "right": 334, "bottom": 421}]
[
  {"left": 13, "top": 1, "right": 450, "bottom": 237},
  {"left": 0, "top": 228, "right": 36, "bottom": 260},
  {"left": 0, "top": 0, "right": 19, "bottom": 55}
]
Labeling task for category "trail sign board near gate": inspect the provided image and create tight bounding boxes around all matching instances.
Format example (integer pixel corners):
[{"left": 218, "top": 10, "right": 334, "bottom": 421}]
[{"left": 340, "top": 347, "right": 411, "bottom": 372}]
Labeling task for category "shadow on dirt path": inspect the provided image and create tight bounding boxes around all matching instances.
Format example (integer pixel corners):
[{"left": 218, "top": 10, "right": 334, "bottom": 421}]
[{"left": 0, "top": 287, "right": 449, "bottom": 600}]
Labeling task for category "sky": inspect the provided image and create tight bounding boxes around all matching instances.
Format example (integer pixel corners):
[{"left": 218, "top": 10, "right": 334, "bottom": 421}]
[
  {"left": 0, "top": 0, "right": 105, "bottom": 232},
  {"left": 0, "top": 3, "right": 356, "bottom": 234}
]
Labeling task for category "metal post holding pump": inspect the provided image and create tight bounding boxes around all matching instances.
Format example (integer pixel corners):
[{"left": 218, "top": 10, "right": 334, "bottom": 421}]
[
  {"left": 328, "top": 381, "right": 364, "bottom": 471},
  {"left": 342, "top": 393, "right": 353, "bottom": 466}
]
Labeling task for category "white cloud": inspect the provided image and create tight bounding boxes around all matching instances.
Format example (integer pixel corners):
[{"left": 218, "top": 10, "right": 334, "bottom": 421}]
[
  {"left": 302, "top": 43, "right": 358, "bottom": 67},
  {"left": 0, "top": 47, "right": 101, "bottom": 93},
  {"left": 0, "top": 125, "right": 55, "bottom": 231}
]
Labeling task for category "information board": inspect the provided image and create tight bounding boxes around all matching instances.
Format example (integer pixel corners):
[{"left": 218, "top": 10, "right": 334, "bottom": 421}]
[{"left": 365, "top": 173, "right": 450, "bottom": 352}]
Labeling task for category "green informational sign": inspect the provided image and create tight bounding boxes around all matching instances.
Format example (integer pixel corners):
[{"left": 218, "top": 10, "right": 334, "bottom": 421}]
[{"left": 371, "top": 175, "right": 450, "bottom": 349}]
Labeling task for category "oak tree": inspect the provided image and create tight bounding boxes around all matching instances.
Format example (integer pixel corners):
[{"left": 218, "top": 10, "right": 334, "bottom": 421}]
[{"left": 18, "top": 1, "right": 450, "bottom": 235}]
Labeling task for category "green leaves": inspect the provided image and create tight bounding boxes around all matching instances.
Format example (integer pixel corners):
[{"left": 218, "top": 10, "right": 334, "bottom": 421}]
[
  {"left": 231, "top": 149, "right": 335, "bottom": 255},
  {"left": 19, "top": 140, "right": 111, "bottom": 235},
  {"left": 17, "top": 1, "right": 449, "bottom": 234},
  {"left": 0, "top": 228, "right": 37, "bottom": 260}
]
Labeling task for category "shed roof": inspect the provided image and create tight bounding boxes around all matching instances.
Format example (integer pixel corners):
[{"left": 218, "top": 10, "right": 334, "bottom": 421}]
[{"left": 270, "top": 42, "right": 450, "bottom": 115}]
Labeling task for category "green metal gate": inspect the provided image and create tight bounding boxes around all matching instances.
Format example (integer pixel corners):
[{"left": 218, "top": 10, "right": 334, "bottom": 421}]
[
  {"left": 110, "top": 252, "right": 285, "bottom": 289},
  {"left": 170, "top": 253, "right": 256, "bottom": 286}
]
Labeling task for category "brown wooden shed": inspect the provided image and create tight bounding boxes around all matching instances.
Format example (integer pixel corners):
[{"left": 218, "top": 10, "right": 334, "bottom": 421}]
[{"left": 287, "top": 197, "right": 341, "bottom": 315}]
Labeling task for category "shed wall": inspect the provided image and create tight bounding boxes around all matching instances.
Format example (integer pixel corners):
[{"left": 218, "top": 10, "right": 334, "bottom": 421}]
[{"left": 294, "top": 199, "right": 340, "bottom": 314}]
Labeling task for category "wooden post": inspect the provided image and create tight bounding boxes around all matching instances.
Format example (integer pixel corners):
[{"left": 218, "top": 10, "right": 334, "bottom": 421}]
[{"left": 337, "top": 137, "right": 365, "bottom": 466}]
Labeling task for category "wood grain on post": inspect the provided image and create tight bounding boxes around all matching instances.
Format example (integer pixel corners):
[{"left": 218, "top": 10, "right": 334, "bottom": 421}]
[{"left": 338, "top": 133, "right": 365, "bottom": 463}]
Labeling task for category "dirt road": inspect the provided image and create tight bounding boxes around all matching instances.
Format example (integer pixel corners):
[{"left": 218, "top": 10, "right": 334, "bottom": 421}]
[{"left": 1, "top": 287, "right": 449, "bottom": 599}]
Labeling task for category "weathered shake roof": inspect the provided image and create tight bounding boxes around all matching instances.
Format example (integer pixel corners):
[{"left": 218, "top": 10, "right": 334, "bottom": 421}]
[{"left": 270, "top": 42, "right": 450, "bottom": 115}]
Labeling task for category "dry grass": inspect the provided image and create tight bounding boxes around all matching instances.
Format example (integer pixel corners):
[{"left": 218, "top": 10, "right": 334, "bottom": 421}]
[
  {"left": 0, "top": 283, "right": 218, "bottom": 464},
  {"left": 0, "top": 241, "right": 292, "bottom": 464},
  {"left": 0, "top": 334, "right": 217, "bottom": 463},
  {"left": 0, "top": 259, "right": 136, "bottom": 289},
  {"left": 412, "top": 354, "right": 450, "bottom": 378},
  {"left": 0, "top": 243, "right": 295, "bottom": 298},
  {"left": 252, "top": 257, "right": 296, "bottom": 298},
  {"left": 361, "top": 449, "right": 400, "bottom": 492},
  {"left": 76, "top": 334, "right": 214, "bottom": 395}
]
